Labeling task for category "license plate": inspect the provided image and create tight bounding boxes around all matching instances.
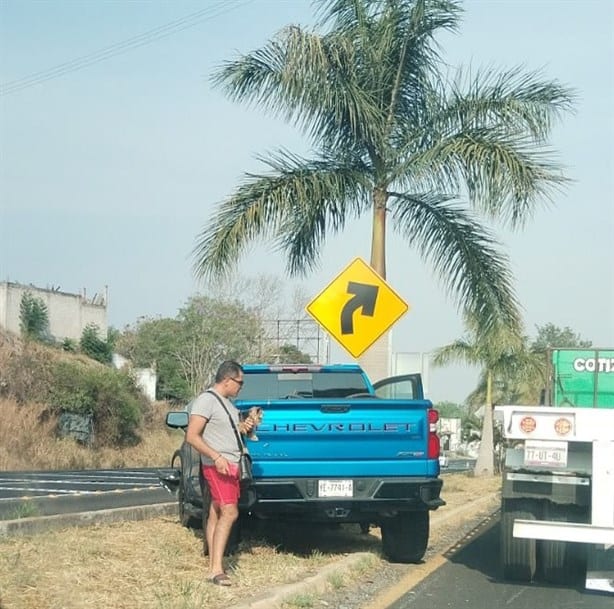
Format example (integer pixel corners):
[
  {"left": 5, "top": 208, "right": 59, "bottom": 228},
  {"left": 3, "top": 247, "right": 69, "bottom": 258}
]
[
  {"left": 524, "top": 440, "right": 568, "bottom": 467},
  {"left": 318, "top": 479, "right": 353, "bottom": 497}
]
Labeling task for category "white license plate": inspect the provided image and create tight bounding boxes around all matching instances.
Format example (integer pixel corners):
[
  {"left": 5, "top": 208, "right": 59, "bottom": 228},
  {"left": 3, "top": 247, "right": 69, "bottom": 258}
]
[
  {"left": 318, "top": 479, "right": 353, "bottom": 497},
  {"left": 524, "top": 440, "right": 568, "bottom": 467}
]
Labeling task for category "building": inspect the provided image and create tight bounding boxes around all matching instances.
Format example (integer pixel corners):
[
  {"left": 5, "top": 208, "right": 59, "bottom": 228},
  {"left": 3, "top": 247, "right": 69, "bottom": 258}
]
[
  {"left": 438, "top": 417, "right": 463, "bottom": 452},
  {"left": 0, "top": 281, "right": 108, "bottom": 341}
]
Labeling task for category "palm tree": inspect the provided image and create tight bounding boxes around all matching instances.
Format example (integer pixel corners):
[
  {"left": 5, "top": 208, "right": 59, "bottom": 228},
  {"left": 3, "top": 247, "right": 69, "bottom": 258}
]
[
  {"left": 193, "top": 0, "right": 574, "bottom": 338},
  {"left": 432, "top": 317, "right": 544, "bottom": 475}
]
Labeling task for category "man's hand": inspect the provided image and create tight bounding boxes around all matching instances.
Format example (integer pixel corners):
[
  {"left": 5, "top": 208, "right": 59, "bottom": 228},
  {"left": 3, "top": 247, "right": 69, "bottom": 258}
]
[
  {"left": 214, "top": 455, "right": 230, "bottom": 476},
  {"left": 239, "top": 418, "right": 255, "bottom": 435}
]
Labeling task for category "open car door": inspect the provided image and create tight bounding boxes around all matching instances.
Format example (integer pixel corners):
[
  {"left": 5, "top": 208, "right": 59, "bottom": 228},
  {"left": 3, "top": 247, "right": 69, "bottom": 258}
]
[{"left": 372, "top": 373, "right": 424, "bottom": 400}]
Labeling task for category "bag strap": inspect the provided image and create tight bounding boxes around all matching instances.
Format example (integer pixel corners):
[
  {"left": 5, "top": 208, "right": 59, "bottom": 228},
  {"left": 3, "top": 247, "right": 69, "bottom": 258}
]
[{"left": 206, "top": 390, "right": 246, "bottom": 453}]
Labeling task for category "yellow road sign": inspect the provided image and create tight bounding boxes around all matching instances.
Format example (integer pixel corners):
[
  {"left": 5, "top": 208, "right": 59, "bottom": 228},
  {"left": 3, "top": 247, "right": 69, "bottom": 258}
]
[{"left": 306, "top": 257, "right": 409, "bottom": 358}]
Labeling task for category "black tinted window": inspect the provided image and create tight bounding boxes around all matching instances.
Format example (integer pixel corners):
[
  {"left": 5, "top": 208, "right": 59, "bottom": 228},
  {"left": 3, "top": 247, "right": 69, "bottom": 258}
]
[{"left": 239, "top": 372, "right": 369, "bottom": 400}]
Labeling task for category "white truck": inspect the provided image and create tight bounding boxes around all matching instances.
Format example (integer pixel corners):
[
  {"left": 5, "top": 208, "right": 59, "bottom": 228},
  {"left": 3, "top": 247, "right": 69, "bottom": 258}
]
[{"left": 496, "top": 348, "right": 614, "bottom": 593}]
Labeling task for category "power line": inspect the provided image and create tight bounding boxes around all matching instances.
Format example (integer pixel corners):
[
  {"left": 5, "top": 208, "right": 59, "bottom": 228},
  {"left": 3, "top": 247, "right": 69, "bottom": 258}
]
[{"left": 0, "top": 0, "right": 253, "bottom": 96}]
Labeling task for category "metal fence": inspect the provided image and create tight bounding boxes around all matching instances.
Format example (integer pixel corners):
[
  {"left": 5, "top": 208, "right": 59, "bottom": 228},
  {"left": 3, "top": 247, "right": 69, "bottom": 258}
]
[{"left": 258, "top": 319, "right": 329, "bottom": 364}]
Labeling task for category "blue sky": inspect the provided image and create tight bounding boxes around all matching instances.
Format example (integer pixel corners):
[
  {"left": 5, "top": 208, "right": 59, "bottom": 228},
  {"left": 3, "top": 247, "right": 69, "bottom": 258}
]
[{"left": 1, "top": 0, "right": 613, "bottom": 403}]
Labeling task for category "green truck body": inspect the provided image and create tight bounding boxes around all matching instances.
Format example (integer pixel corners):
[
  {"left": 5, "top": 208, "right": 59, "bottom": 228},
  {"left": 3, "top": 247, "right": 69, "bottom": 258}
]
[{"left": 549, "top": 348, "right": 614, "bottom": 407}]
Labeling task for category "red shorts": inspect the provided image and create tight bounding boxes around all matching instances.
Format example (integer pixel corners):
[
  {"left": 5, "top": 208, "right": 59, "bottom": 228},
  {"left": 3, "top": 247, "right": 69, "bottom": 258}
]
[{"left": 202, "top": 462, "right": 240, "bottom": 505}]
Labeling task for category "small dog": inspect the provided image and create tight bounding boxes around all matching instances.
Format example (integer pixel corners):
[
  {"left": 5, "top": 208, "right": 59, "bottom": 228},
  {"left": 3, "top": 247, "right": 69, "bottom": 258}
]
[{"left": 244, "top": 406, "right": 263, "bottom": 441}]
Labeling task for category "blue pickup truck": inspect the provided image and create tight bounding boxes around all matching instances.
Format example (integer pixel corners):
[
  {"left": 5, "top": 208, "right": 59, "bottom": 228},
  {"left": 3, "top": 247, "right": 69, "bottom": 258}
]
[{"left": 159, "top": 363, "right": 444, "bottom": 563}]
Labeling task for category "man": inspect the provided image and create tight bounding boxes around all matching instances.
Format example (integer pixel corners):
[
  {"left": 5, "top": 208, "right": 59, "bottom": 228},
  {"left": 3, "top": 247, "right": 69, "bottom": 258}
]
[{"left": 185, "top": 360, "right": 254, "bottom": 586}]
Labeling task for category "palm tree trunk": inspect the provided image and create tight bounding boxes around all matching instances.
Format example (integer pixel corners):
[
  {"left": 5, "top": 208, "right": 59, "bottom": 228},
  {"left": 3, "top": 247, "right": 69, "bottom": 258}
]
[
  {"left": 360, "top": 187, "right": 391, "bottom": 382},
  {"left": 358, "top": 332, "right": 391, "bottom": 384},
  {"left": 370, "top": 187, "right": 387, "bottom": 278},
  {"left": 473, "top": 370, "right": 494, "bottom": 476}
]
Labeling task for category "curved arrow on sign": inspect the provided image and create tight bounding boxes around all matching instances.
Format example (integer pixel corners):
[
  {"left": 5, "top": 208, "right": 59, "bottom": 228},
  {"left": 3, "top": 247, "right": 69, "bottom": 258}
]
[{"left": 340, "top": 281, "right": 379, "bottom": 334}]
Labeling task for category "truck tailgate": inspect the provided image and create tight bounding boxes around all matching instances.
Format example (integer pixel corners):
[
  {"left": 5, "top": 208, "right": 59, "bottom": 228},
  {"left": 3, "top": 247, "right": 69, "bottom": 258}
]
[{"left": 242, "top": 398, "right": 438, "bottom": 477}]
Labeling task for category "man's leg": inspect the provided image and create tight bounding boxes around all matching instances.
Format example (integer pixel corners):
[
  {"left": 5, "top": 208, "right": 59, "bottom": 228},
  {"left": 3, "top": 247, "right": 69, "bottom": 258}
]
[
  {"left": 209, "top": 502, "right": 239, "bottom": 577},
  {"left": 206, "top": 502, "right": 219, "bottom": 574}
]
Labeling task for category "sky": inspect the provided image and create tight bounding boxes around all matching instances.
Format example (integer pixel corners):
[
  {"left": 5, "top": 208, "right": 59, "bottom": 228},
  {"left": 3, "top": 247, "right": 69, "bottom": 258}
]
[{"left": 1, "top": 0, "right": 613, "bottom": 404}]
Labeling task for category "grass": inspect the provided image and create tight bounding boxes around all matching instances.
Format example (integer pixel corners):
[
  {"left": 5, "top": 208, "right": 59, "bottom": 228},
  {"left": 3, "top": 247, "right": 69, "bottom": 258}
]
[
  {"left": 282, "top": 593, "right": 316, "bottom": 608},
  {"left": 0, "top": 397, "right": 183, "bottom": 471},
  {"left": 0, "top": 519, "right": 348, "bottom": 609},
  {"left": 5, "top": 501, "right": 41, "bottom": 520}
]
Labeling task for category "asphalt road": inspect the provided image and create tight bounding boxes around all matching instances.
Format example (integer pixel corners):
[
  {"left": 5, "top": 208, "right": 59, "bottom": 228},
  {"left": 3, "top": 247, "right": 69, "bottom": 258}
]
[
  {"left": 0, "top": 468, "right": 172, "bottom": 519},
  {"left": 388, "top": 516, "right": 612, "bottom": 609},
  {"left": 0, "top": 464, "right": 472, "bottom": 520}
]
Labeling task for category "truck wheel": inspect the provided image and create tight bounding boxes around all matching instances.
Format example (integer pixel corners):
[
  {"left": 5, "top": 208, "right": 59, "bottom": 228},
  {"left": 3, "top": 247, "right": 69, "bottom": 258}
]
[
  {"left": 172, "top": 452, "right": 199, "bottom": 529},
  {"left": 540, "top": 503, "right": 586, "bottom": 584},
  {"left": 381, "top": 511, "right": 429, "bottom": 563},
  {"left": 501, "top": 499, "right": 538, "bottom": 582}
]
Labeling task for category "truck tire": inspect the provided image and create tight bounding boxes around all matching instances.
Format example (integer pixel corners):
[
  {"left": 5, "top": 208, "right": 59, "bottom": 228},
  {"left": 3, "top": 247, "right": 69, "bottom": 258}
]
[
  {"left": 501, "top": 499, "right": 538, "bottom": 582},
  {"left": 540, "top": 503, "right": 586, "bottom": 584},
  {"left": 172, "top": 451, "right": 200, "bottom": 529},
  {"left": 381, "top": 511, "right": 429, "bottom": 563}
]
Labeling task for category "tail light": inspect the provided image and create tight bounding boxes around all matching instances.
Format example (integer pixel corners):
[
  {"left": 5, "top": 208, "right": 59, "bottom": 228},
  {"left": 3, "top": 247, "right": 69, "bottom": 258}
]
[{"left": 427, "top": 408, "right": 440, "bottom": 459}]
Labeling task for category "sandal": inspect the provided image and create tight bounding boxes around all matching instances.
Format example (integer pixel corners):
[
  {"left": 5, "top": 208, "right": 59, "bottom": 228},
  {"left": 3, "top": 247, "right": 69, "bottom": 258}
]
[{"left": 209, "top": 573, "right": 232, "bottom": 586}]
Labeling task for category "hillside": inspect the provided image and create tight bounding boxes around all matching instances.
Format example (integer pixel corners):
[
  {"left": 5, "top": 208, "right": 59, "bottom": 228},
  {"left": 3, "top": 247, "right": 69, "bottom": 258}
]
[{"left": 0, "top": 329, "right": 181, "bottom": 471}]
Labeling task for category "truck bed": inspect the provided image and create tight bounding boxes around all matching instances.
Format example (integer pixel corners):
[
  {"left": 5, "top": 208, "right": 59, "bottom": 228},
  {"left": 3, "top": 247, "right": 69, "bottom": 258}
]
[{"left": 242, "top": 397, "right": 439, "bottom": 478}]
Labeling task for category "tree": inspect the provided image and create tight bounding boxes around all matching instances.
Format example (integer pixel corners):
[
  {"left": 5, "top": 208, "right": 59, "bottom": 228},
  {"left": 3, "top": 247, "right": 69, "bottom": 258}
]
[
  {"left": 19, "top": 292, "right": 49, "bottom": 341},
  {"left": 80, "top": 323, "right": 113, "bottom": 364},
  {"left": 274, "top": 343, "right": 313, "bottom": 364},
  {"left": 532, "top": 323, "right": 592, "bottom": 352},
  {"left": 115, "top": 295, "right": 266, "bottom": 401},
  {"left": 175, "top": 295, "right": 263, "bottom": 395},
  {"left": 193, "top": 0, "right": 574, "bottom": 339},
  {"left": 433, "top": 320, "right": 591, "bottom": 475},
  {"left": 434, "top": 400, "right": 466, "bottom": 419},
  {"left": 432, "top": 316, "right": 542, "bottom": 475},
  {"left": 116, "top": 317, "right": 188, "bottom": 402}
]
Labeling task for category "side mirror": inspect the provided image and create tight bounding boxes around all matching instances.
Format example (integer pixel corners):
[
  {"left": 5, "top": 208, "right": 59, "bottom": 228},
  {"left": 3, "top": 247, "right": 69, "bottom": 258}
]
[
  {"left": 166, "top": 410, "right": 189, "bottom": 429},
  {"left": 158, "top": 469, "right": 181, "bottom": 494}
]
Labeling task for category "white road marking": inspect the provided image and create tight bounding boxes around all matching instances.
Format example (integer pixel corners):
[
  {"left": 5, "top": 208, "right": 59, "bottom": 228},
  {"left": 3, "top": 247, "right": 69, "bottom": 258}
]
[{"left": 0, "top": 485, "right": 159, "bottom": 500}]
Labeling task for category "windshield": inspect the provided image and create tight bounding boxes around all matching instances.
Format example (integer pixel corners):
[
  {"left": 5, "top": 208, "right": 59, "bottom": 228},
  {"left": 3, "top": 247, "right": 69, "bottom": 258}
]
[{"left": 239, "top": 371, "right": 370, "bottom": 400}]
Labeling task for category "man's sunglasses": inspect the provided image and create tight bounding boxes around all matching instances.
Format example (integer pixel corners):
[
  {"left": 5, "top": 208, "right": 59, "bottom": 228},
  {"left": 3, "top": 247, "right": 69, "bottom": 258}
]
[{"left": 229, "top": 377, "right": 244, "bottom": 387}]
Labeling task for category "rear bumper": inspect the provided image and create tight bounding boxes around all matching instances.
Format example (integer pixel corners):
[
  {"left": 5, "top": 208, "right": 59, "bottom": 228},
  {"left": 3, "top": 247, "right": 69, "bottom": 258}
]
[{"left": 243, "top": 476, "right": 444, "bottom": 521}]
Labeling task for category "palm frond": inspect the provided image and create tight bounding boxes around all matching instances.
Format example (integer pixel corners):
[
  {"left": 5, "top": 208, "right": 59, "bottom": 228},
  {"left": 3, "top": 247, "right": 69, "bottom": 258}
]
[
  {"left": 193, "top": 152, "right": 370, "bottom": 281},
  {"left": 211, "top": 25, "right": 383, "bottom": 151},
  {"left": 388, "top": 193, "right": 522, "bottom": 333},
  {"left": 404, "top": 127, "right": 569, "bottom": 227},
  {"left": 445, "top": 66, "right": 576, "bottom": 142},
  {"left": 431, "top": 339, "right": 482, "bottom": 367}
]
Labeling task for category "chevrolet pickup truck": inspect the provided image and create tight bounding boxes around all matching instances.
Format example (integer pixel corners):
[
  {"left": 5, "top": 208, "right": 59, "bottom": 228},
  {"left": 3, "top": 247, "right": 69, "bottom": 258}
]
[{"left": 159, "top": 363, "right": 444, "bottom": 563}]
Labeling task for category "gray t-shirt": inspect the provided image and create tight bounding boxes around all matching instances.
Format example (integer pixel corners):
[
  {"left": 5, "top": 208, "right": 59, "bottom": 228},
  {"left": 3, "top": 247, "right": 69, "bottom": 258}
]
[{"left": 190, "top": 389, "right": 241, "bottom": 465}]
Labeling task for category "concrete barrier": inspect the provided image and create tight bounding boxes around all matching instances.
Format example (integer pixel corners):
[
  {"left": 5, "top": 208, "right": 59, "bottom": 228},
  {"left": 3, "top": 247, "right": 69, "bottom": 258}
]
[{"left": 0, "top": 502, "right": 178, "bottom": 537}]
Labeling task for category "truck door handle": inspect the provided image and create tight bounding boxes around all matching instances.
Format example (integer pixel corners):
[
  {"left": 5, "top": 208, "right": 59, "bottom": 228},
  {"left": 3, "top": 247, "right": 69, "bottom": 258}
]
[{"left": 320, "top": 405, "right": 350, "bottom": 413}]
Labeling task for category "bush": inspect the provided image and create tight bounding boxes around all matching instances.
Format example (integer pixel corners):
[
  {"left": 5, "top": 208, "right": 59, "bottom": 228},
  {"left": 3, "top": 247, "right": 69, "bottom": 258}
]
[
  {"left": 80, "top": 323, "right": 113, "bottom": 364},
  {"left": 3, "top": 342, "right": 55, "bottom": 403},
  {"left": 49, "top": 361, "right": 147, "bottom": 446}
]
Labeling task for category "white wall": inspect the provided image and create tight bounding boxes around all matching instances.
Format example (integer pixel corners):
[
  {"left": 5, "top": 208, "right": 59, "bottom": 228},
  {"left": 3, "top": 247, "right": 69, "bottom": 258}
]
[
  {"left": 0, "top": 281, "right": 107, "bottom": 341},
  {"left": 112, "top": 353, "right": 157, "bottom": 402}
]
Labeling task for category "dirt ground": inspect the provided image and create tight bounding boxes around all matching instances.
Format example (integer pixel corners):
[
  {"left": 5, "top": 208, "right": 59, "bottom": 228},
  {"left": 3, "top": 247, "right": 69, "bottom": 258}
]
[{"left": 0, "top": 473, "right": 501, "bottom": 609}]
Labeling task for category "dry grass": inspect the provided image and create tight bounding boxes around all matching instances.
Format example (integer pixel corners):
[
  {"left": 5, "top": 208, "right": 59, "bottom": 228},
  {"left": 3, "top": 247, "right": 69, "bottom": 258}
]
[
  {"left": 0, "top": 518, "right": 346, "bottom": 609},
  {"left": 0, "top": 474, "right": 501, "bottom": 609},
  {"left": 0, "top": 398, "right": 183, "bottom": 471}
]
